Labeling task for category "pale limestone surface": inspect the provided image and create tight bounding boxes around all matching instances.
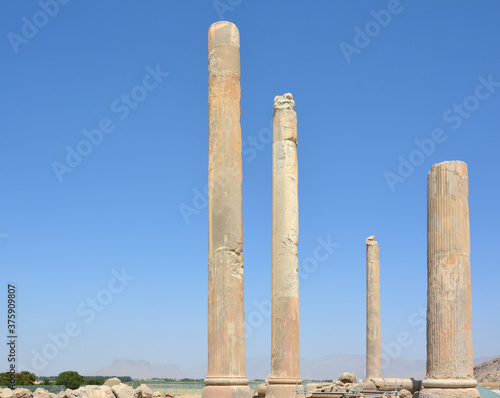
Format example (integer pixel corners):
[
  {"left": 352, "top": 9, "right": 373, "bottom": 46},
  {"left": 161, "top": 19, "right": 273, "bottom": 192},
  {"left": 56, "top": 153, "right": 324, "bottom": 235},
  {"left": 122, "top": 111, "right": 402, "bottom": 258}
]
[
  {"left": 203, "top": 21, "right": 251, "bottom": 398},
  {"left": 419, "top": 388, "right": 480, "bottom": 398},
  {"left": 111, "top": 384, "right": 135, "bottom": 398},
  {"left": 339, "top": 372, "right": 356, "bottom": 384},
  {"left": 266, "top": 93, "right": 301, "bottom": 398},
  {"left": 33, "top": 389, "right": 52, "bottom": 398},
  {"left": 398, "top": 390, "right": 412, "bottom": 398},
  {"left": 58, "top": 389, "right": 72, "bottom": 398},
  {"left": 308, "top": 376, "right": 421, "bottom": 396},
  {"left": 1, "top": 389, "right": 14, "bottom": 398},
  {"left": 305, "top": 373, "right": 422, "bottom": 398},
  {"left": 366, "top": 235, "right": 381, "bottom": 379},
  {"left": 72, "top": 386, "right": 114, "bottom": 398},
  {"left": 103, "top": 379, "right": 121, "bottom": 388},
  {"left": 12, "top": 389, "right": 32, "bottom": 398},
  {"left": 422, "top": 161, "right": 478, "bottom": 397},
  {"left": 370, "top": 378, "right": 420, "bottom": 392},
  {"left": 134, "top": 385, "right": 152, "bottom": 398}
]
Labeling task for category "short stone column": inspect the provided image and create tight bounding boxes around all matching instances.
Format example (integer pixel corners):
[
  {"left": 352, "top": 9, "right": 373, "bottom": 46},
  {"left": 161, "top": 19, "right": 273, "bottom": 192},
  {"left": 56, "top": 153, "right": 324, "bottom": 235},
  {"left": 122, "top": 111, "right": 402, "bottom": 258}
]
[
  {"left": 202, "top": 21, "right": 251, "bottom": 398},
  {"left": 366, "top": 235, "right": 381, "bottom": 379},
  {"left": 421, "top": 161, "right": 479, "bottom": 398},
  {"left": 267, "top": 93, "right": 302, "bottom": 398}
]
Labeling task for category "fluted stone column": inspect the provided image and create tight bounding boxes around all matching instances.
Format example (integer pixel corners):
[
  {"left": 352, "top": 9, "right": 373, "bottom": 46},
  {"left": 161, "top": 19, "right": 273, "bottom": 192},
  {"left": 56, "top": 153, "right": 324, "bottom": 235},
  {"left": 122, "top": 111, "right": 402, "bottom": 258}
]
[
  {"left": 366, "top": 235, "right": 381, "bottom": 379},
  {"left": 267, "top": 93, "right": 302, "bottom": 398},
  {"left": 203, "top": 21, "right": 251, "bottom": 398},
  {"left": 421, "top": 161, "right": 479, "bottom": 398}
]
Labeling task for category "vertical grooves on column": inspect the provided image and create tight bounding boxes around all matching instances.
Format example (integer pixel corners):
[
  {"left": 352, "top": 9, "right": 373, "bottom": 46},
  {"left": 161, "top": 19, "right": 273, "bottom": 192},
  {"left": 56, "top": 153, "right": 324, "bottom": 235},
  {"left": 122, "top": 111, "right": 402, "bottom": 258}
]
[
  {"left": 426, "top": 161, "right": 474, "bottom": 383},
  {"left": 208, "top": 21, "right": 240, "bottom": 50},
  {"left": 206, "top": 21, "right": 247, "bottom": 389}
]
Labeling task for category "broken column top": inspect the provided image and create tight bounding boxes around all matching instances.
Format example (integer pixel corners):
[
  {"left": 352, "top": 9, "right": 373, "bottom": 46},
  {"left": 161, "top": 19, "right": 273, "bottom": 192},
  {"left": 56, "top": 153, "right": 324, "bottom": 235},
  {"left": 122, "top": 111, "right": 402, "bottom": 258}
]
[
  {"left": 274, "top": 93, "right": 295, "bottom": 110},
  {"left": 208, "top": 21, "right": 240, "bottom": 51},
  {"left": 428, "top": 160, "right": 468, "bottom": 197},
  {"left": 366, "top": 235, "right": 377, "bottom": 244},
  {"left": 429, "top": 160, "right": 467, "bottom": 175}
]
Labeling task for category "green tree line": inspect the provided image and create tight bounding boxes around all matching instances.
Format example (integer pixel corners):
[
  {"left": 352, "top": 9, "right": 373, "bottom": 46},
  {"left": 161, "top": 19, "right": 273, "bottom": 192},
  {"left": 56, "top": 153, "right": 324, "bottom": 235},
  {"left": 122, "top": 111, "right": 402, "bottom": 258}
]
[{"left": 0, "top": 371, "right": 131, "bottom": 389}]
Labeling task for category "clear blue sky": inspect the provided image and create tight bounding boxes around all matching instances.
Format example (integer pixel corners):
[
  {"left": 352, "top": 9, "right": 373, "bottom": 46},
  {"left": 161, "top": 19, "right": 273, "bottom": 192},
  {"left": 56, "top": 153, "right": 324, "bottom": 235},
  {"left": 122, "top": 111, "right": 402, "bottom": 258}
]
[{"left": 1, "top": 0, "right": 499, "bottom": 377}]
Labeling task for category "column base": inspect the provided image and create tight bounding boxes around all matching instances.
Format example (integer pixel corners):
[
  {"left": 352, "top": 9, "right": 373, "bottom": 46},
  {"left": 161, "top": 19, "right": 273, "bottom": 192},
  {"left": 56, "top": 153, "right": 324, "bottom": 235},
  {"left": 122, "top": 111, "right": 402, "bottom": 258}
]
[
  {"left": 419, "top": 388, "right": 480, "bottom": 398},
  {"left": 421, "top": 379, "right": 477, "bottom": 388},
  {"left": 266, "top": 379, "right": 303, "bottom": 398},
  {"left": 202, "top": 385, "right": 252, "bottom": 398}
]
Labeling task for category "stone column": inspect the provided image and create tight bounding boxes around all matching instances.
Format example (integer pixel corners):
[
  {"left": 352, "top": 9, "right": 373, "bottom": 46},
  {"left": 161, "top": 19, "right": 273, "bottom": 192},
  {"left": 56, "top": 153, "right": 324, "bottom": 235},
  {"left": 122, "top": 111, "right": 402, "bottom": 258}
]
[
  {"left": 421, "top": 161, "right": 479, "bottom": 398},
  {"left": 203, "top": 21, "right": 251, "bottom": 398},
  {"left": 267, "top": 93, "right": 302, "bottom": 398},
  {"left": 366, "top": 235, "right": 381, "bottom": 379}
]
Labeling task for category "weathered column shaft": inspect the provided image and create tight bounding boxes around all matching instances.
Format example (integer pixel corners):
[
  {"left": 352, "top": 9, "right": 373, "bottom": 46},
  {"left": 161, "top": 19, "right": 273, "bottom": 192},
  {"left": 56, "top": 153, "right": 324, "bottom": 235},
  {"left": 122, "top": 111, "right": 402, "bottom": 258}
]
[
  {"left": 204, "top": 22, "right": 250, "bottom": 398},
  {"left": 267, "top": 93, "right": 301, "bottom": 398},
  {"left": 366, "top": 236, "right": 381, "bottom": 379},
  {"left": 421, "top": 161, "right": 478, "bottom": 398}
]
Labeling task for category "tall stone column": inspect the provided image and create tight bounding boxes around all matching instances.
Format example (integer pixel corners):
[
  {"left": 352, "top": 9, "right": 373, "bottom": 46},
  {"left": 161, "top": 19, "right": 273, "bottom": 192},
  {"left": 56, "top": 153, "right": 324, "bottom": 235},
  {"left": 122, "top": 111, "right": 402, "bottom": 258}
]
[
  {"left": 366, "top": 235, "right": 381, "bottom": 379},
  {"left": 203, "top": 21, "right": 251, "bottom": 398},
  {"left": 421, "top": 161, "right": 479, "bottom": 398},
  {"left": 267, "top": 93, "right": 302, "bottom": 398}
]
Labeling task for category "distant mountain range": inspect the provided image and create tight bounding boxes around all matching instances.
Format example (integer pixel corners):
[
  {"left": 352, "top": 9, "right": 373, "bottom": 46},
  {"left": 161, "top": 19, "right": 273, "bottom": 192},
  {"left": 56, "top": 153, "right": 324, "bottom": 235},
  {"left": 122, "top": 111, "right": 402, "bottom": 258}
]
[
  {"left": 86, "top": 358, "right": 186, "bottom": 379},
  {"left": 88, "top": 355, "right": 499, "bottom": 381}
]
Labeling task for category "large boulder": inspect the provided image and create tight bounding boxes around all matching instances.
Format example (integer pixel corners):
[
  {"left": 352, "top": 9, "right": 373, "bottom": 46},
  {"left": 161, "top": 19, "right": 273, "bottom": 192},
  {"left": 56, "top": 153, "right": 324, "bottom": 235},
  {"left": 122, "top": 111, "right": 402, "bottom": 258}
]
[
  {"left": 305, "top": 383, "right": 319, "bottom": 392},
  {"left": 360, "top": 379, "right": 377, "bottom": 391},
  {"left": 33, "top": 389, "right": 50, "bottom": 398},
  {"left": 13, "top": 389, "right": 32, "bottom": 398},
  {"left": 58, "top": 389, "right": 72, "bottom": 398},
  {"left": 316, "top": 383, "right": 336, "bottom": 393},
  {"left": 72, "top": 386, "right": 114, "bottom": 398},
  {"left": 111, "top": 384, "right": 135, "bottom": 398},
  {"left": 326, "top": 384, "right": 337, "bottom": 393},
  {"left": 32, "top": 389, "right": 55, "bottom": 398},
  {"left": 68, "top": 388, "right": 86, "bottom": 398},
  {"left": 71, "top": 386, "right": 96, "bottom": 398},
  {"left": 398, "top": 389, "right": 412, "bottom": 398},
  {"left": 254, "top": 384, "right": 266, "bottom": 398},
  {"left": 331, "top": 384, "right": 347, "bottom": 393},
  {"left": 103, "top": 380, "right": 121, "bottom": 388},
  {"left": 338, "top": 372, "right": 356, "bottom": 384},
  {"left": 134, "top": 385, "right": 152, "bottom": 398},
  {"left": 352, "top": 382, "right": 365, "bottom": 392},
  {"left": 1, "top": 389, "right": 15, "bottom": 398},
  {"left": 95, "top": 387, "right": 115, "bottom": 398}
]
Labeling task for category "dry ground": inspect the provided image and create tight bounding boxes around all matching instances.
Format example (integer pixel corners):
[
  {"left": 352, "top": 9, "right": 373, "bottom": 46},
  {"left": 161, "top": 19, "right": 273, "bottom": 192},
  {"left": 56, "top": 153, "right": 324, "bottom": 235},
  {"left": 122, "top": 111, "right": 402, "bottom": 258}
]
[{"left": 478, "top": 382, "right": 500, "bottom": 389}]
